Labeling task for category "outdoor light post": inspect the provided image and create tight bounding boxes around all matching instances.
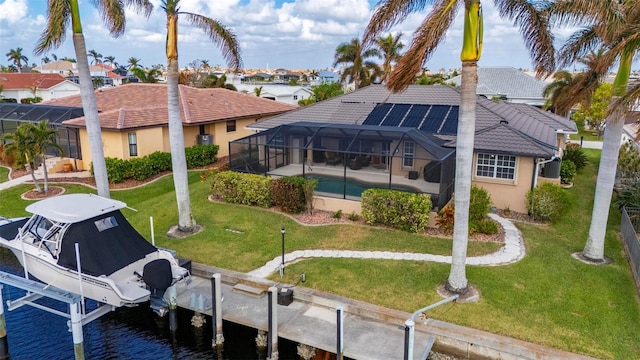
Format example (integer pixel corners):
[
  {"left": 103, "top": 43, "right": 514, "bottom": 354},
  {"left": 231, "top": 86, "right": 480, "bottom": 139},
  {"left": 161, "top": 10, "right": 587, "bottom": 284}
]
[{"left": 281, "top": 226, "right": 286, "bottom": 276}]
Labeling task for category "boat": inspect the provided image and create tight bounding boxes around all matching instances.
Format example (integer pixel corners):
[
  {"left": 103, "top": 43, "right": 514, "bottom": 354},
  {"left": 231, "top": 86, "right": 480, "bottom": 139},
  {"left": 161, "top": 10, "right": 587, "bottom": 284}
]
[{"left": 0, "top": 193, "right": 190, "bottom": 310}]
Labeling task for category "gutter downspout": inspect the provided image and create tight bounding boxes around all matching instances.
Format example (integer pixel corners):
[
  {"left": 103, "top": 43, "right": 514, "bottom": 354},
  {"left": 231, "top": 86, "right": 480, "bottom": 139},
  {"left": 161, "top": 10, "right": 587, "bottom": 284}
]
[{"left": 533, "top": 155, "right": 560, "bottom": 189}]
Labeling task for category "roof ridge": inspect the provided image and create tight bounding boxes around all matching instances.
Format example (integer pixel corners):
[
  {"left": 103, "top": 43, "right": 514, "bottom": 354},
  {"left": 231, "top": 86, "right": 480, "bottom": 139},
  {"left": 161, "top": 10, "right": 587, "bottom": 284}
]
[
  {"left": 117, "top": 108, "right": 126, "bottom": 129},
  {"left": 178, "top": 84, "right": 191, "bottom": 122}
]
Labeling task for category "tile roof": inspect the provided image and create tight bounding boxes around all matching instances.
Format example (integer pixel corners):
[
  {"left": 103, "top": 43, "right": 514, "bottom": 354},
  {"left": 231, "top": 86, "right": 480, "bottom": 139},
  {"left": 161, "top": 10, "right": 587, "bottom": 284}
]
[
  {"left": 249, "top": 84, "right": 576, "bottom": 157},
  {"left": 39, "top": 83, "right": 296, "bottom": 130},
  {"left": 0, "top": 73, "right": 68, "bottom": 89},
  {"left": 449, "top": 67, "right": 548, "bottom": 101}
]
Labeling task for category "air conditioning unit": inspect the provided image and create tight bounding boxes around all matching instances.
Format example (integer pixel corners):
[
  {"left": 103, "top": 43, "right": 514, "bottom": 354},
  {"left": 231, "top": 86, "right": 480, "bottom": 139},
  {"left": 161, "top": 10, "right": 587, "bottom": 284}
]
[
  {"left": 408, "top": 171, "right": 419, "bottom": 180},
  {"left": 197, "top": 134, "right": 213, "bottom": 145}
]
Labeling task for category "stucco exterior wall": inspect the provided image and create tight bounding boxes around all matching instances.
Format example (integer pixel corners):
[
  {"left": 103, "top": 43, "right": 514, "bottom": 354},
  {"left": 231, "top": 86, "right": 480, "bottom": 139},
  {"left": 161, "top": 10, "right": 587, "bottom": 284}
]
[
  {"left": 212, "top": 118, "right": 257, "bottom": 158},
  {"left": 471, "top": 155, "right": 535, "bottom": 213},
  {"left": 131, "top": 128, "right": 164, "bottom": 158}
]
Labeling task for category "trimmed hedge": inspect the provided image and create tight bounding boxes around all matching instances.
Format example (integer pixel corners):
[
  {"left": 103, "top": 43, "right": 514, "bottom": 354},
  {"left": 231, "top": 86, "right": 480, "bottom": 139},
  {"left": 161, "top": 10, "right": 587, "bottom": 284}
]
[
  {"left": 526, "top": 182, "right": 570, "bottom": 222},
  {"left": 560, "top": 159, "right": 576, "bottom": 184},
  {"left": 361, "top": 188, "right": 432, "bottom": 233},
  {"left": 270, "top": 176, "right": 307, "bottom": 214},
  {"left": 210, "top": 171, "right": 272, "bottom": 208},
  {"left": 97, "top": 145, "right": 218, "bottom": 183}
]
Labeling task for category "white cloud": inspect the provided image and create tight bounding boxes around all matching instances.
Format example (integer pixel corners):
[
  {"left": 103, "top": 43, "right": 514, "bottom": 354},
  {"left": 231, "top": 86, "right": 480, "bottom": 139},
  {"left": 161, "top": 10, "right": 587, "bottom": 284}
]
[{"left": 0, "top": 0, "right": 28, "bottom": 23}]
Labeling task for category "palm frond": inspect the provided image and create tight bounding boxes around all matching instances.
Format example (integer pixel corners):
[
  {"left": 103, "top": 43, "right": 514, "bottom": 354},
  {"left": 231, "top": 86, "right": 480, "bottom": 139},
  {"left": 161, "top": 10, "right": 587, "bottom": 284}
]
[
  {"left": 556, "top": 27, "right": 602, "bottom": 69},
  {"left": 549, "top": 0, "right": 620, "bottom": 27},
  {"left": 387, "top": 0, "right": 459, "bottom": 92},
  {"left": 35, "top": 0, "right": 71, "bottom": 55},
  {"left": 96, "top": 0, "right": 153, "bottom": 36},
  {"left": 495, "top": 0, "right": 556, "bottom": 76},
  {"left": 363, "top": 0, "right": 434, "bottom": 46},
  {"left": 183, "top": 12, "right": 243, "bottom": 70},
  {"left": 610, "top": 81, "right": 640, "bottom": 121}
]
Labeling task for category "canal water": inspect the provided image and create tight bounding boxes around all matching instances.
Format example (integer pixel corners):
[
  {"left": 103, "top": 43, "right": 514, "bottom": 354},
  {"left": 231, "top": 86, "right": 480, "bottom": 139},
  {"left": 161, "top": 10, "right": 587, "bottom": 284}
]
[{"left": 0, "top": 248, "right": 301, "bottom": 360}]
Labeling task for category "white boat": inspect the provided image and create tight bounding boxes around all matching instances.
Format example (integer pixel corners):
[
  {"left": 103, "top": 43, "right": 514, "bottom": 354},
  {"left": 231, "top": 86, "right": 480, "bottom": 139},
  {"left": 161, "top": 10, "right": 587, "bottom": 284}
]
[{"left": 0, "top": 193, "right": 189, "bottom": 309}]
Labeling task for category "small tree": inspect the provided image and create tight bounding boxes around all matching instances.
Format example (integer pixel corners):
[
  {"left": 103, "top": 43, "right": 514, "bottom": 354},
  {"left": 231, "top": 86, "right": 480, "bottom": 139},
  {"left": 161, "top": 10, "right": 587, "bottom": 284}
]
[
  {"left": 31, "top": 121, "right": 63, "bottom": 193},
  {"left": 1, "top": 123, "right": 42, "bottom": 192},
  {"left": 572, "top": 83, "right": 613, "bottom": 131}
]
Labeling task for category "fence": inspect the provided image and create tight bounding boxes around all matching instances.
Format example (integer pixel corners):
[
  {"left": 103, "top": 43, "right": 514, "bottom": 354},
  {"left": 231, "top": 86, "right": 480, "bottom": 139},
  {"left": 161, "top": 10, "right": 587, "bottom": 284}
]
[{"left": 621, "top": 207, "right": 640, "bottom": 296}]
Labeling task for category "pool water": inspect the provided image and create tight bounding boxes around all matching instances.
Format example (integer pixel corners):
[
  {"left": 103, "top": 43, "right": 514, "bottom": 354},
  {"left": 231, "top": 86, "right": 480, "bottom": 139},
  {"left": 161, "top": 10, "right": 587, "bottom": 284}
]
[{"left": 307, "top": 174, "right": 420, "bottom": 197}]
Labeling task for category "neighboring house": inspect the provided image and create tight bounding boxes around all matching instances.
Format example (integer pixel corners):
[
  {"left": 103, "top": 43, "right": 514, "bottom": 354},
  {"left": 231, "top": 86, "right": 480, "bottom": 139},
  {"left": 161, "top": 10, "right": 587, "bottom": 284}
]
[
  {"left": 0, "top": 83, "right": 296, "bottom": 171},
  {"left": 449, "top": 67, "right": 548, "bottom": 106},
  {"left": 311, "top": 71, "right": 340, "bottom": 85},
  {"left": 622, "top": 112, "right": 640, "bottom": 150},
  {"left": 231, "top": 85, "right": 577, "bottom": 214},
  {"left": 36, "top": 61, "right": 115, "bottom": 86},
  {"left": 244, "top": 72, "right": 273, "bottom": 83},
  {"left": 272, "top": 69, "right": 302, "bottom": 84},
  {"left": 0, "top": 73, "right": 81, "bottom": 103},
  {"left": 235, "top": 84, "right": 311, "bottom": 106}
]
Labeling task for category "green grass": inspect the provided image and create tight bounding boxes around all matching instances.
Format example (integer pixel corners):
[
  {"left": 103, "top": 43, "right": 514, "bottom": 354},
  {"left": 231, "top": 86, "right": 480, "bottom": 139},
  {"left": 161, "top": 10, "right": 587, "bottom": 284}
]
[
  {"left": 569, "top": 124, "right": 604, "bottom": 141},
  {"left": 1, "top": 156, "right": 638, "bottom": 359},
  {"left": 0, "top": 166, "right": 9, "bottom": 183}
]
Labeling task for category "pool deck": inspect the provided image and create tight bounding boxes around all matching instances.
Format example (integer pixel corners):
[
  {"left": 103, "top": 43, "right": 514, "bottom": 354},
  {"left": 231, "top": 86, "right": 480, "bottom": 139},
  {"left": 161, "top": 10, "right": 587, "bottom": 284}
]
[{"left": 268, "top": 163, "right": 440, "bottom": 194}]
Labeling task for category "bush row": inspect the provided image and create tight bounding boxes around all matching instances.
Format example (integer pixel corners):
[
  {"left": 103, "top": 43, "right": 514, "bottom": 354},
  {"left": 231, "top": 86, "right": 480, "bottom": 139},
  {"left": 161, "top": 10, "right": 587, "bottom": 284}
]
[
  {"left": 210, "top": 172, "right": 316, "bottom": 213},
  {"left": 97, "top": 144, "right": 219, "bottom": 183},
  {"left": 361, "top": 189, "right": 432, "bottom": 233}
]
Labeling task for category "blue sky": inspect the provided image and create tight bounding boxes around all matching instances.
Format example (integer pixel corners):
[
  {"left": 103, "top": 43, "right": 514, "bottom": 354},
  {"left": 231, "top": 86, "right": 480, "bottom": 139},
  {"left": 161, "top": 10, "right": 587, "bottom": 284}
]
[{"left": 2, "top": 0, "right": 631, "bottom": 73}]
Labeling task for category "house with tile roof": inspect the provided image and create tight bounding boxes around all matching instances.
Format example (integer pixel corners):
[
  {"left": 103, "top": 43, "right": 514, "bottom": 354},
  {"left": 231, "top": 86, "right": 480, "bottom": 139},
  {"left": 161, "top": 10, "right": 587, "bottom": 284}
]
[
  {"left": 449, "top": 67, "right": 549, "bottom": 106},
  {"left": 230, "top": 85, "right": 577, "bottom": 214},
  {"left": 0, "top": 73, "right": 81, "bottom": 103},
  {"left": 35, "top": 83, "right": 296, "bottom": 171}
]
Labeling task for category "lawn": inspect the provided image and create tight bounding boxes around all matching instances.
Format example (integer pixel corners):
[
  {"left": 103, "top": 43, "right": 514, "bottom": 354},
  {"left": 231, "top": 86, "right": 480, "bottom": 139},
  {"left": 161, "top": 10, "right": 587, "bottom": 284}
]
[
  {"left": 0, "top": 151, "right": 638, "bottom": 359},
  {"left": 569, "top": 124, "right": 604, "bottom": 141},
  {"left": 0, "top": 166, "right": 8, "bottom": 183}
]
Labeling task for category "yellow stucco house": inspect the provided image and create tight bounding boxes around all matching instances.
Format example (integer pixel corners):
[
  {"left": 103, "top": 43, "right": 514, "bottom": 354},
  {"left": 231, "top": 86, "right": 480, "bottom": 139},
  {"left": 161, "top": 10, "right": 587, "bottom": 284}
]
[{"left": 39, "top": 83, "right": 296, "bottom": 170}]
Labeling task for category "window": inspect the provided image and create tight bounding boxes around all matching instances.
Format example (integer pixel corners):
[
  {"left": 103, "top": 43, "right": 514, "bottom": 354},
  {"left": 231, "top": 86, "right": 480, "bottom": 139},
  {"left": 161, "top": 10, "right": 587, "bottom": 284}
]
[
  {"left": 293, "top": 95, "right": 298, "bottom": 100},
  {"left": 476, "top": 153, "right": 516, "bottom": 179},
  {"left": 128, "top": 132, "right": 138, "bottom": 157},
  {"left": 226, "top": 120, "right": 236, "bottom": 132},
  {"left": 403, "top": 141, "right": 414, "bottom": 167}
]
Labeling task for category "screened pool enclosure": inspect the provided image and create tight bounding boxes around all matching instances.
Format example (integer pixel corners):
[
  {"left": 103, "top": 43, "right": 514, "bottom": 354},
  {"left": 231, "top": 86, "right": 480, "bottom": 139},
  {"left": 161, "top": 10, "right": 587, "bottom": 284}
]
[{"left": 229, "top": 122, "right": 456, "bottom": 210}]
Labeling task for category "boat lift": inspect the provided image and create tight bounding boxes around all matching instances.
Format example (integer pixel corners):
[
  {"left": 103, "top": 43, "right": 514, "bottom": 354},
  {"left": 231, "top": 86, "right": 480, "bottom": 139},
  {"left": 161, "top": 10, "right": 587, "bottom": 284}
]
[{"left": 0, "top": 270, "right": 116, "bottom": 360}]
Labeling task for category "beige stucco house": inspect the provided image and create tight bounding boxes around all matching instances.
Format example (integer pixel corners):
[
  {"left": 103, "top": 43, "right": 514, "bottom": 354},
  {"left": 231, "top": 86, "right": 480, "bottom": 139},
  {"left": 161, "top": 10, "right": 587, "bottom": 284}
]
[
  {"left": 38, "top": 83, "right": 296, "bottom": 170},
  {"left": 232, "top": 85, "right": 577, "bottom": 214}
]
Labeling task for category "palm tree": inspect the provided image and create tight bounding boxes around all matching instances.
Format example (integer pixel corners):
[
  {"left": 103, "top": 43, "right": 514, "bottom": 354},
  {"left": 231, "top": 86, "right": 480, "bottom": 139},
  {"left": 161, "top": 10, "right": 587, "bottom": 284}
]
[
  {"left": 543, "top": 70, "right": 575, "bottom": 116},
  {"left": 376, "top": 33, "right": 404, "bottom": 83},
  {"left": 333, "top": 37, "right": 381, "bottom": 89},
  {"left": 162, "top": 0, "right": 242, "bottom": 233},
  {"left": 364, "top": 0, "right": 554, "bottom": 294},
  {"left": 31, "top": 121, "right": 63, "bottom": 193},
  {"left": 131, "top": 67, "right": 161, "bottom": 83},
  {"left": 35, "top": 0, "right": 153, "bottom": 199},
  {"left": 253, "top": 85, "right": 263, "bottom": 97},
  {"left": 1, "top": 123, "right": 42, "bottom": 193},
  {"left": 550, "top": 0, "right": 640, "bottom": 262},
  {"left": 6, "top": 48, "right": 29, "bottom": 73},
  {"left": 127, "top": 57, "right": 142, "bottom": 70},
  {"left": 104, "top": 55, "right": 116, "bottom": 67},
  {"left": 41, "top": 56, "right": 51, "bottom": 64},
  {"left": 87, "top": 49, "right": 102, "bottom": 64},
  {"left": 51, "top": 53, "right": 58, "bottom": 62}
]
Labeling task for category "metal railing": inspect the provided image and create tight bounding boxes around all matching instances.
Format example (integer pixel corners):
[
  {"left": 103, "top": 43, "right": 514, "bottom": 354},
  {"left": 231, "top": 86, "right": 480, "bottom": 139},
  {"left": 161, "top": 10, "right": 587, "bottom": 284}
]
[{"left": 621, "top": 207, "right": 640, "bottom": 296}]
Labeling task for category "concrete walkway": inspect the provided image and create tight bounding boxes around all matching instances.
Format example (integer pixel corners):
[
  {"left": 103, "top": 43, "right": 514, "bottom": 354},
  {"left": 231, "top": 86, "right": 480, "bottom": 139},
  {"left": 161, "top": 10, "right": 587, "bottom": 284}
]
[
  {"left": 567, "top": 139, "right": 603, "bottom": 149},
  {"left": 248, "top": 213, "right": 525, "bottom": 278},
  {"left": 0, "top": 167, "right": 92, "bottom": 192}
]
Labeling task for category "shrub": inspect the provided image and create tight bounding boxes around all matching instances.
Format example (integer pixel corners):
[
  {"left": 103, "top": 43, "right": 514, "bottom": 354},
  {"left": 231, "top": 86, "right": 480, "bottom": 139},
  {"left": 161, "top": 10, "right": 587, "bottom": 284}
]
[
  {"left": 560, "top": 159, "right": 576, "bottom": 184},
  {"left": 472, "top": 219, "right": 499, "bottom": 235},
  {"left": 129, "top": 157, "right": 155, "bottom": 181},
  {"left": 210, "top": 171, "right": 272, "bottom": 207},
  {"left": 436, "top": 203, "right": 455, "bottom": 234},
  {"left": 332, "top": 210, "right": 343, "bottom": 219},
  {"left": 185, "top": 144, "right": 219, "bottom": 168},
  {"left": 270, "top": 176, "right": 307, "bottom": 213},
  {"left": 469, "top": 185, "right": 491, "bottom": 222},
  {"left": 348, "top": 212, "right": 360, "bottom": 221},
  {"left": 104, "top": 157, "right": 131, "bottom": 183},
  {"left": 361, "top": 189, "right": 432, "bottom": 233},
  {"left": 563, "top": 143, "right": 588, "bottom": 171},
  {"left": 614, "top": 180, "right": 640, "bottom": 209},
  {"left": 147, "top": 151, "right": 172, "bottom": 173},
  {"left": 526, "top": 182, "right": 570, "bottom": 222}
]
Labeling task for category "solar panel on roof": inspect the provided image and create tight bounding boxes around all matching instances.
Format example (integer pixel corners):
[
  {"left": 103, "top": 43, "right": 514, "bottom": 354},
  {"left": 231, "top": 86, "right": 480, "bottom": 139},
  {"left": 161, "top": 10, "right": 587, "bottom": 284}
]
[
  {"left": 362, "top": 103, "right": 392, "bottom": 126},
  {"left": 440, "top": 106, "right": 459, "bottom": 134},
  {"left": 418, "top": 105, "right": 442, "bottom": 133},
  {"left": 381, "top": 104, "right": 410, "bottom": 126},
  {"left": 401, "top": 105, "right": 429, "bottom": 128}
]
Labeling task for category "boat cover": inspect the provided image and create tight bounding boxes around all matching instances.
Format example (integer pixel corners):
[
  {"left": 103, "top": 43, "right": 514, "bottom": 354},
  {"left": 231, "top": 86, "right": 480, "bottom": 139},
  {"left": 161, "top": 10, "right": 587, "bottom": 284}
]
[
  {"left": 0, "top": 218, "right": 29, "bottom": 240},
  {"left": 57, "top": 210, "right": 157, "bottom": 276}
]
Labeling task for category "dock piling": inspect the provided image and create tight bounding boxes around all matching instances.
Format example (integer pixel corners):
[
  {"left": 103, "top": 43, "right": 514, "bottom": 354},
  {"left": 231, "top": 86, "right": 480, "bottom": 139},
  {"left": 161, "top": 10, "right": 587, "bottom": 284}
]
[
  {"left": 0, "top": 286, "right": 8, "bottom": 360},
  {"left": 267, "top": 286, "right": 278, "bottom": 360},
  {"left": 70, "top": 301, "right": 85, "bottom": 360},
  {"left": 211, "top": 273, "right": 224, "bottom": 347}
]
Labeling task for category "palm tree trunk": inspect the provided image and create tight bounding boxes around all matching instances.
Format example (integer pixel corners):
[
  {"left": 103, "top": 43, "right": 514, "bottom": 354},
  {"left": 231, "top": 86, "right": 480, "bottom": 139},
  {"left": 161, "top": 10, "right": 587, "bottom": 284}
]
[
  {"left": 446, "top": 60, "right": 478, "bottom": 293},
  {"left": 42, "top": 155, "right": 49, "bottom": 193},
  {"left": 582, "top": 49, "right": 632, "bottom": 261},
  {"left": 26, "top": 161, "right": 42, "bottom": 193},
  {"left": 166, "top": 12, "right": 194, "bottom": 232},
  {"left": 582, "top": 105, "right": 624, "bottom": 260},
  {"left": 70, "top": 0, "right": 110, "bottom": 198}
]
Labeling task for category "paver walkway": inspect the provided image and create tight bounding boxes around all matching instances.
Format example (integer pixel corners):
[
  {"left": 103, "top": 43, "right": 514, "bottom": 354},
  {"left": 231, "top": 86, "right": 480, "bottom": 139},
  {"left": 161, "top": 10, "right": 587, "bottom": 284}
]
[{"left": 248, "top": 213, "right": 525, "bottom": 278}]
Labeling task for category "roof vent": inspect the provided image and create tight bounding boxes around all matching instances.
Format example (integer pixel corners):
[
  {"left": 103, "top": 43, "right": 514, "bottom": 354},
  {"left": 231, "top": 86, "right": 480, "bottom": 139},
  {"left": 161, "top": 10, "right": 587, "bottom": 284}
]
[{"left": 500, "top": 120, "right": 509, "bottom": 124}]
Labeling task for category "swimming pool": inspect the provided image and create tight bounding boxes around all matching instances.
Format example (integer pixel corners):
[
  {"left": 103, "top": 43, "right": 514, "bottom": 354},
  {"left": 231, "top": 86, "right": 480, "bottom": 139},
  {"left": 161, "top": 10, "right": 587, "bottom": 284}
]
[{"left": 305, "top": 174, "right": 421, "bottom": 197}]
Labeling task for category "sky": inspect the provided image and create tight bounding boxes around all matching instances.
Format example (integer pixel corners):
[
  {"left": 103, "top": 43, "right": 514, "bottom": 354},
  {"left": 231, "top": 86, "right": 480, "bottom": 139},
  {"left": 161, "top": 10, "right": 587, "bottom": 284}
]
[{"left": 0, "top": 0, "right": 628, "bottom": 73}]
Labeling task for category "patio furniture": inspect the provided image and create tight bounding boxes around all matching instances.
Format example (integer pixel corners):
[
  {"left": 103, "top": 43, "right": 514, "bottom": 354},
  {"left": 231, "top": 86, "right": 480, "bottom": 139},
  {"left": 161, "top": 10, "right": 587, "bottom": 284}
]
[
  {"left": 325, "top": 151, "right": 342, "bottom": 166},
  {"left": 349, "top": 156, "right": 363, "bottom": 170}
]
